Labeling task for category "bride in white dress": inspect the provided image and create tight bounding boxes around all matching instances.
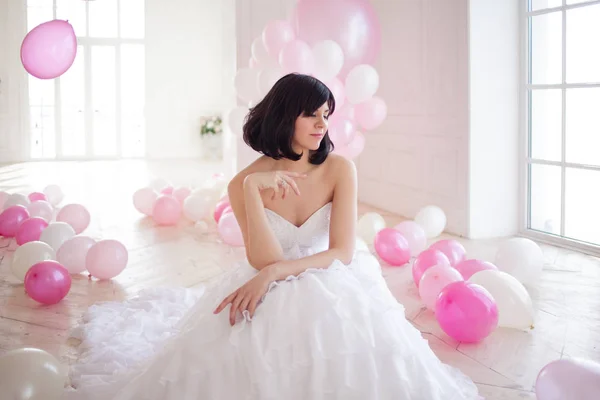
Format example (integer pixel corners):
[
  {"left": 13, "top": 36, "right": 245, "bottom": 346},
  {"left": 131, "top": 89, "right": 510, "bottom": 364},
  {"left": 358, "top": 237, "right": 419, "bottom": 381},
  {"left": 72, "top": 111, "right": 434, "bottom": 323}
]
[{"left": 66, "top": 73, "right": 481, "bottom": 399}]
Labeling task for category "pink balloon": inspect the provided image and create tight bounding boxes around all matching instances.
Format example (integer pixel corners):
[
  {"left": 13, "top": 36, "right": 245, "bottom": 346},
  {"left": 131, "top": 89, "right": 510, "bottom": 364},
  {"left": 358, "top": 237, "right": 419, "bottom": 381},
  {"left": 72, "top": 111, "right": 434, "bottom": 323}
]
[
  {"left": 28, "top": 192, "right": 47, "bottom": 202},
  {"left": 292, "top": 0, "right": 381, "bottom": 77},
  {"left": 86, "top": 240, "right": 128, "bottom": 280},
  {"left": 412, "top": 248, "right": 451, "bottom": 287},
  {"left": 222, "top": 205, "right": 233, "bottom": 216},
  {"left": 0, "top": 205, "right": 30, "bottom": 237},
  {"left": 336, "top": 104, "right": 356, "bottom": 121},
  {"left": 249, "top": 57, "right": 257, "bottom": 68},
  {"left": 24, "top": 260, "right": 71, "bottom": 305},
  {"left": 429, "top": 239, "right": 467, "bottom": 266},
  {"left": 326, "top": 78, "right": 345, "bottom": 109},
  {"left": 536, "top": 358, "right": 600, "bottom": 400},
  {"left": 393, "top": 221, "right": 427, "bottom": 257},
  {"left": 279, "top": 40, "right": 314, "bottom": 74},
  {"left": 374, "top": 228, "right": 410, "bottom": 266},
  {"left": 152, "top": 195, "right": 182, "bottom": 226},
  {"left": 27, "top": 200, "right": 53, "bottom": 222},
  {"left": 21, "top": 19, "right": 77, "bottom": 79},
  {"left": 435, "top": 281, "right": 498, "bottom": 343},
  {"left": 334, "top": 131, "right": 365, "bottom": 160},
  {"left": 218, "top": 212, "right": 244, "bottom": 246},
  {"left": 327, "top": 115, "right": 356, "bottom": 147},
  {"left": 355, "top": 96, "right": 388, "bottom": 131},
  {"left": 263, "top": 20, "right": 295, "bottom": 57},
  {"left": 15, "top": 217, "right": 49, "bottom": 245},
  {"left": 173, "top": 187, "right": 191, "bottom": 204},
  {"left": 454, "top": 259, "right": 498, "bottom": 280},
  {"left": 57, "top": 235, "right": 96, "bottom": 274},
  {"left": 160, "top": 186, "right": 174, "bottom": 195},
  {"left": 214, "top": 199, "right": 231, "bottom": 223},
  {"left": 418, "top": 264, "right": 464, "bottom": 310},
  {"left": 56, "top": 203, "right": 90, "bottom": 234}
]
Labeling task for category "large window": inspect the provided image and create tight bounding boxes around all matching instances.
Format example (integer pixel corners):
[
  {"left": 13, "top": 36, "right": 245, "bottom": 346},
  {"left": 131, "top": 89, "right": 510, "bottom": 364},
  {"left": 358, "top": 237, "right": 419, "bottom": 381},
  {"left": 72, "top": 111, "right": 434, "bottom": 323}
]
[
  {"left": 525, "top": 0, "right": 600, "bottom": 252},
  {"left": 27, "top": 0, "right": 145, "bottom": 159}
]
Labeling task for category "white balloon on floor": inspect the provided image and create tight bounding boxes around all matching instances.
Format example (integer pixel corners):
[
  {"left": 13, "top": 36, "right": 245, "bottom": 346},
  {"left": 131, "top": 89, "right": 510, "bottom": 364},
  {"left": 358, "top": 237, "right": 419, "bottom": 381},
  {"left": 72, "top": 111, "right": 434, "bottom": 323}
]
[
  {"left": 414, "top": 205, "right": 447, "bottom": 239},
  {"left": 494, "top": 237, "right": 543, "bottom": 286}
]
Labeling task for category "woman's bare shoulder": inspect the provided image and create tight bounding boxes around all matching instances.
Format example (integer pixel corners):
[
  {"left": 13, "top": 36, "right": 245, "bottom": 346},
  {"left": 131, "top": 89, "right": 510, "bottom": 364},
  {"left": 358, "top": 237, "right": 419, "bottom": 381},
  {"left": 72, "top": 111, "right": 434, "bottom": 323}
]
[{"left": 323, "top": 153, "right": 356, "bottom": 182}]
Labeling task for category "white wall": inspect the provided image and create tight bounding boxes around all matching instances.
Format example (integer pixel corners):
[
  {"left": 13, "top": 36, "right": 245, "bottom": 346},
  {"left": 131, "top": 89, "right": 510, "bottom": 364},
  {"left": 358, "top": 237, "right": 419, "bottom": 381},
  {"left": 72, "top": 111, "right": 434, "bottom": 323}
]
[
  {"left": 145, "top": 0, "right": 237, "bottom": 160},
  {"left": 468, "top": 0, "right": 520, "bottom": 238}
]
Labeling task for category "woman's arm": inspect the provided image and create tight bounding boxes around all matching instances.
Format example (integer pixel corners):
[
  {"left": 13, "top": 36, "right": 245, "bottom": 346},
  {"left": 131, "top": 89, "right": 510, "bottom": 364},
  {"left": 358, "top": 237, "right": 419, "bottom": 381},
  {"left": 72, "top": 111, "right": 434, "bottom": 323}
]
[
  {"left": 227, "top": 169, "right": 306, "bottom": 270},
  {"left": 264, "top": 156, "right": 358, "bottom": 281}
]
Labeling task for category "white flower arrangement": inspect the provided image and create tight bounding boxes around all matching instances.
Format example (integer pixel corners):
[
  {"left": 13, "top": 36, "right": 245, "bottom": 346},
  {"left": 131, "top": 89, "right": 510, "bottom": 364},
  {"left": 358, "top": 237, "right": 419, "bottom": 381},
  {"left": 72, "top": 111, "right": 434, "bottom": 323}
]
[{"left": 200, "top": 114, "right": 223, "bottom": 136}]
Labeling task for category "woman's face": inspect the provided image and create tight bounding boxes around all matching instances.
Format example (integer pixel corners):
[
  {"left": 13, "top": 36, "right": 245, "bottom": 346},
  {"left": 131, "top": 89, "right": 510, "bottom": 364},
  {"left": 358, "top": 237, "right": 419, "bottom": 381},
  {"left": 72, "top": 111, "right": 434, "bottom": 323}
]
[{"left": 293, "top": 102, "right": 330, "bottom": 152}]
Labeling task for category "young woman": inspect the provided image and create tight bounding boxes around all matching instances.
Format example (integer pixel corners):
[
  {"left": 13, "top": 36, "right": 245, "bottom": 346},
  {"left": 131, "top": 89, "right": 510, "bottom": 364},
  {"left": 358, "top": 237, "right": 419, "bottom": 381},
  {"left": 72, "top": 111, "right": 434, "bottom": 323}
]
[{"left": 67, "top": 74, "right": 481, "bottom": 399}]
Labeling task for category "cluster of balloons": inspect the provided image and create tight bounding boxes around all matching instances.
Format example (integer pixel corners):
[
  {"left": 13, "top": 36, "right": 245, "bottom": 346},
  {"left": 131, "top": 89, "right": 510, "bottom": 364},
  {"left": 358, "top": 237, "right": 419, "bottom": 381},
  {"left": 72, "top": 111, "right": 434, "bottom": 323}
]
[
  {"left": 0, "top": 185, "right": 128, "bottom": 305},
  {"left": 228, "top": 0, "right": 384, "bottom": 160},
  {"left": 132, "top": 174, "right": 243, "bottom": 247},
  {"left": 0, "top": 347, "right": 67, "bottom": 400},
  {"left": 356, "top": 204, "right": 539, "bottom": 343},
  {"left": 21, "top": 19, "right": 77, "bottom": 80}
]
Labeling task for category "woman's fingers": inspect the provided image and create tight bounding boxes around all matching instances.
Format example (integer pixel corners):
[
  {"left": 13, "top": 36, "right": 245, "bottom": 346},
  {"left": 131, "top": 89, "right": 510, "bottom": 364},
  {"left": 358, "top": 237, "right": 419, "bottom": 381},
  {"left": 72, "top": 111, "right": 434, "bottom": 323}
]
[
  {"left": 281, "top": 175, "right": 301, "bottom": 196},
  {"left": 214, "top": 291, "right": 237, "bottom": 314},
  {"left": 229, "top": 292, "right": 244, "bottom": 325},
  {"left": 248, "top": 296, "right": 260, "bottom": 319}
]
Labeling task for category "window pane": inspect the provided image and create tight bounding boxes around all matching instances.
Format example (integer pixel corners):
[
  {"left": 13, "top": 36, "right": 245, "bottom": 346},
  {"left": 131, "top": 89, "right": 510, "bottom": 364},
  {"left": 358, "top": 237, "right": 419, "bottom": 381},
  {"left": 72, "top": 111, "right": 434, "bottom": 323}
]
[
  {"left": 29, "top": 106, "right": 56, "bottom": 159},
  {"left": 529, "top": 164, "right": 562, "bottom": 235},
  {"left": 566, "top": 88, "right": 600, "bottom": 166},
  {"left": 56, "top": 0, "right": 86, "bottom": 38},
  {"left": 120, "top": 0, "right": 145, "bottom": 39},
  {"left": 566, "top": 4, "right": 600, "bottom": 83},
  {"left": 27, "top": 0, "right": 53, "bottom": 31},
  {"left": 89, "top": 0, "right": 118, "bottom": 38},
  {"left": 565, "top": 168, "right": 600, "bottom": 245},
  {"left": 28, "top": 77, "right": 54, "bottom": 107},
  {"left": 530, "top": 89, "right": 562, "bottom": 161},
  {"left": 121, "top": 44, "right": 146, "bottom": 157},
  {"left": 60, "top": 45, "right": 85, "bottom": 157},
  {"left": 530, "top": 12, "right": 562, "bottom": 85},
  {"left": 91, "top": 46, "right": 117, "bottom": 156},
  {"left": 530, "top": 0, "right": 562, "bottom": 12},
  {"left": 567, "top": 0, "right": 597, "bottom": 4}
]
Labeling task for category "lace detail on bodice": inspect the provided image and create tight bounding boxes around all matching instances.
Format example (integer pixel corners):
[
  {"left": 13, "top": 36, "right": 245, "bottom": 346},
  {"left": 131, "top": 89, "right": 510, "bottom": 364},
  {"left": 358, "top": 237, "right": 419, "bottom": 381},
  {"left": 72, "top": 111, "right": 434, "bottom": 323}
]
[{"left": 264, "top": 202, "right": 332, "bottom": 260}]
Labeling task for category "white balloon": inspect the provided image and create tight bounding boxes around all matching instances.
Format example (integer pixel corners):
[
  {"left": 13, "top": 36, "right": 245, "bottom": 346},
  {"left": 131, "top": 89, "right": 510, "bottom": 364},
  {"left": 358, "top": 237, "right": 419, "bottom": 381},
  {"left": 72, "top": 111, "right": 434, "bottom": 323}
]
[
  {"left": 0, "top": 347, "right": 67, "bottom": 400},
  {"left": 355, "top": 237, "right": 370, "bottom": 252},
  {"left": 149, "top": 178, "right": 170, "bottom": 192},
  {"left": 470, "top": 269, "right": 535, "bottom": 330},
  {"left": 257, "top": 66, "right": 284, "bottom": 97},
  {"left": 27, "top": 200, "right": 54, "bottom": 222},
  {"left": 3, "top": 193, "right": 29, "bottom": 208},
  {"left": 494, "top": 237, "right": 543, "bottom": 285},
  {"left": 357, "top": 212, "right": 386, "bottom": 245},
  {"left": 251, "top": 36, "right": 271, "bottom": 65},
  {"left": 414, "top": 205, "right": 447, "bottom": 239},
  {"left": 10, "top": 241, "right": 56, "bottom": 282},
  {"left": 345, "top": 64, "right": 380, "bottom": 104},
  {"left": 40, "top": 222, "right": 76, "bottom": 251},
  {"left": 312, "top": 40, "right": 344, "bottom": 82},
  {"left": 133, "top": 187, "right": 158, "bottom": 216},
  {"left": 43, "top": 184, "right": 64, "bottom": 206},
  {"left": 227, "top": 106, "right": 249, "bottom": 135},
  {"left": 234, "top": 67, "right": 261, "bottom": 103},
  {"left": 183, "top": 190, "right": 216, "bottom": 222}
]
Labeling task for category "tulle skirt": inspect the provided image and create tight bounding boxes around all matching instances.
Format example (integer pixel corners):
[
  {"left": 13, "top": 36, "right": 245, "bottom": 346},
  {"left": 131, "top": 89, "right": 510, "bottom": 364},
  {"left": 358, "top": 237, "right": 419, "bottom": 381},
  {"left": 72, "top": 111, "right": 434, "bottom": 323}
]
[{"left": 65, "top": 251, "right": 481, "bottom": 400}]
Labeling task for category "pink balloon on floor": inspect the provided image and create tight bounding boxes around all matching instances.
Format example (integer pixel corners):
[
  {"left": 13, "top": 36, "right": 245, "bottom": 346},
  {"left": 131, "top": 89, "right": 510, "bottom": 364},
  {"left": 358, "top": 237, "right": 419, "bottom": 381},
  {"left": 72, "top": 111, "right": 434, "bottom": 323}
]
[
  {"left": 160, "top": 186, "right": 174, "bottom": 195},
  {"left": 429, "top": 239, "right": 466, "bottom": 266},
  {"left": 27, "top": 200, "right": 53, "bottom": 222},
  {"left": 355, "top": 96, "right": 387, "bottom": 131},
  {"left": 15, "top": 217, "right": 48, "bottom": 245},
  {"left": 0, "top": 205, "right": 30, "bottom": 237},
  {"left": 152, "top": 195, "right": 182, "bottom": 226},
  {"left": 56, "top": 203, "right": 91, "bottom": 234},
  {"left": 57, "top": 235, "right": 96, "bottom": 274},
  {"left": 24, "top": 260, "right": 71, "bottom": 305},
  {"left": 393, "top": 221, "right": 427, "bottom": 257},
  {"left": 418, "top": 264, "right": 463, "bottom": 310},
  {"left": 28, "top": 192, "right": 47, "bottom": 202},
  {"left": 454, "top": 259, "right": 498, "bottom": 280},
  {"left": 218, "top": 212, "right": 244, "bottom": 246},
  {"left": 86, "top": 240, "right": 128, "bottom": 280},
  {"left": 21, "top": 19, "right": 77, "bottom": 79},
  {"left": 292, "top": 0, "right": 381, "bottom": 77},
  {"left": 214, "top": 199, "right": 231, "bottom": 223},
  {"left": 412, "top": 248, "right": 451, "bottom": 287},
  {"left": 279, "top": 40, "right": 314, "bottom": 74},
  {"left": 535, "top": 358, "right": 600, "bottom": 400},
  {"left": 435, "top": 281, "right": 498, "bottom": 343},
  {"left": 374, "top": 228, "right": 410, "bottom": 266}
]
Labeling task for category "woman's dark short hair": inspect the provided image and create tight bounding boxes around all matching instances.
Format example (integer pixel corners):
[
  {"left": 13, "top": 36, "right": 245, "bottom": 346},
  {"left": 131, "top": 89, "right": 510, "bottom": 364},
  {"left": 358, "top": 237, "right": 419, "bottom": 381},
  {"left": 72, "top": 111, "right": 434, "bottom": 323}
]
[{"left": 242, "top": 73, "right": 336, "bottom": 165}]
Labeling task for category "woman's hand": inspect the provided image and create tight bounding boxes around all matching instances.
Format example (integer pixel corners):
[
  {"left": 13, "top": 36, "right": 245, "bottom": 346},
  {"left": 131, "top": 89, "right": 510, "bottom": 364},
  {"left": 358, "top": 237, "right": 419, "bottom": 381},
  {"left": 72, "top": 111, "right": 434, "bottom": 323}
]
[
  {"left": 244, "top": 170, "right": 306, "bottom": 200},
  {"left": 214, "top": 267, "right": 277, "bottom": 325}
]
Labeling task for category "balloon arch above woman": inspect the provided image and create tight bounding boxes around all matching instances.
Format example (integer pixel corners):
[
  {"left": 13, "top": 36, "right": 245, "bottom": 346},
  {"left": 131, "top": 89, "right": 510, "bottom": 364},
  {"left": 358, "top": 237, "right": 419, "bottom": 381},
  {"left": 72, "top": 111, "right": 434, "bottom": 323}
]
[{"left": 229, "top": 0, "right": 387, "bottom": 161}]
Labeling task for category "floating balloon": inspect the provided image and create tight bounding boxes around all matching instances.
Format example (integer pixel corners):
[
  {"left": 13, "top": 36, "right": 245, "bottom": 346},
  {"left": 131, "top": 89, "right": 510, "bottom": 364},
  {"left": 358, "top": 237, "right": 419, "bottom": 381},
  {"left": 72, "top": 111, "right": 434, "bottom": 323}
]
[
  {"left": 355, "top": 96, "right": 387, "bottom": 131},
  {"left": 21, "top": 19, "right": 77, "bottom": 79},
  {"left": 345, "top": 64, "right": 380, "bottom": 104},
  {"left": 327, "top": 115, "right": 356, "bottom": 147},
  {"left": 279, "top": 40, "right": 314, "bottom": 75},
  {"left": 334, "top": 131, "right": 365, "bottom": 160},
  {"left": 262, "top": 20, "right": 295, "bottom": 58},
  {"left": 312, "top": 40, "right": 344, "bottom": 82},
  {"left": 24, "top": 260, "right": 71, "bottom": 305}
]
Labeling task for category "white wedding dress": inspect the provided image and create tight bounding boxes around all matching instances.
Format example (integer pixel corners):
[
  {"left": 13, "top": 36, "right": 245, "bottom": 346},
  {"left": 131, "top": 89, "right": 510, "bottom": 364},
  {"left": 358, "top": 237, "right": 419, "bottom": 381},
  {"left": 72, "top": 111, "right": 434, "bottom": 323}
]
[{"left": 66, "top": 203, "right": 481, "bottom": 399}]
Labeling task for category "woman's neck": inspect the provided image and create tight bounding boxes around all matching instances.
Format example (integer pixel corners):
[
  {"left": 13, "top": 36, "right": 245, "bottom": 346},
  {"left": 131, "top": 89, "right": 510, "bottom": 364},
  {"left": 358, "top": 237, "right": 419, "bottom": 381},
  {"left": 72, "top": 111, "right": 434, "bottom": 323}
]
[{"left": 275, "top": 149, "right": 313, "bottom": 173}]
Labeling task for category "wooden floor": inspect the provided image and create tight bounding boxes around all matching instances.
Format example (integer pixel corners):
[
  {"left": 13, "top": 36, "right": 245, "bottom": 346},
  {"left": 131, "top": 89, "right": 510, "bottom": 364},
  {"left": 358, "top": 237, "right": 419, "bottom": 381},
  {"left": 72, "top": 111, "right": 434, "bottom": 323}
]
[{"left": 1, "top": 160, "right": 599, "bottom": 400}]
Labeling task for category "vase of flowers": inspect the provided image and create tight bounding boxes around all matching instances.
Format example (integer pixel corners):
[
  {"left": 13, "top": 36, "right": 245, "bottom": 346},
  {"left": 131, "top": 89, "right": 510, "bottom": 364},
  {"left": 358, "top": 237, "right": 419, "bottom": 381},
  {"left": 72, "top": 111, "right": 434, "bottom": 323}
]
[{"left": 200, "top": 114, "right": 223, "bottom": 160}]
